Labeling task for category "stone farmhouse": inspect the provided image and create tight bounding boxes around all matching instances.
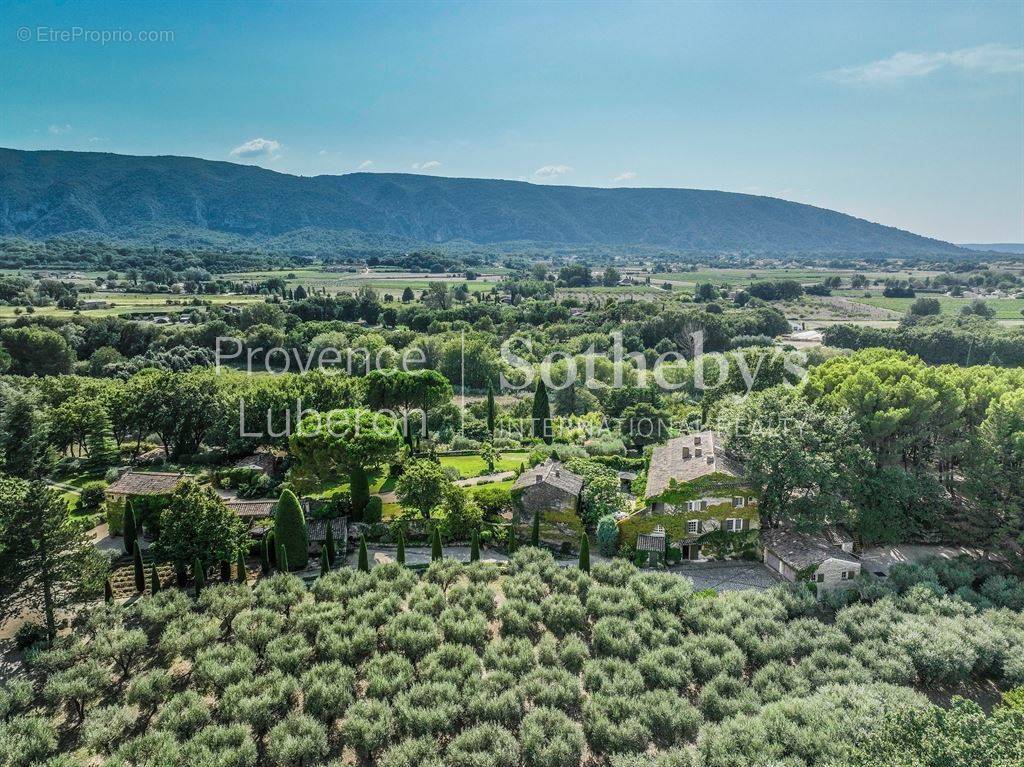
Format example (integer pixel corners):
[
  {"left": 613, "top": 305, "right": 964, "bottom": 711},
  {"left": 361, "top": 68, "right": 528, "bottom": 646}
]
[
  {"left": 512, "top": 459, "right": 585, "bottom": 548},
  {"left": 622, "top": 431, "right": 760, "bottom": 561}
]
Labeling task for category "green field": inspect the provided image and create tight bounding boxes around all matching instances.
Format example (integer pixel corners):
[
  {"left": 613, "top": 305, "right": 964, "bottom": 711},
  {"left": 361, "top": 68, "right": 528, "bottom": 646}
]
[
  {"left": 438, "top": 451, "right": 529, "bottom": 478},
  {"left": 0, "top": 291, "right": 265, "bottom": 320},
  {"left": 837, "top": 291, "right": 1024, "bottom": 319}
]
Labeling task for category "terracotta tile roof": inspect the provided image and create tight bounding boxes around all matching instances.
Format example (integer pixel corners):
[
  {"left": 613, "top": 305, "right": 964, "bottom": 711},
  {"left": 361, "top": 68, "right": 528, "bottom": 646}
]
[
  {"left": 106, "top": 471, "right": 186, "bottom": 496},
  {"left": 225, "top": 499, "right": 276, "bottom": 519},
  {"left": 761, "top": 528, "right": 860, "bottom": 570},
  {"left": 512, "top": 459, "right": 584, "bottom": 496},
  {"left": 644, "top": 431, "right": 743, "bottom": 500}
]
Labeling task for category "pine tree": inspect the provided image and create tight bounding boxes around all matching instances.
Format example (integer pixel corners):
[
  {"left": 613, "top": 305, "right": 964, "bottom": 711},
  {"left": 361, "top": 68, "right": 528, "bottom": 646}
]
[
  {"left": 277, "top": 543, "right": 289, "bottom": 573},
  {"left": 260, "top": 536, "right": 271, "bottom": 574},
  {"left": 236, "top": 549, "right": 247, "bottom": 583},
  {"left": 104, "top": 578, "right": 113, "bottom": 603},
  {"left": 507, "top": 523, "right": 517, "bottom": 554},
  {"left": 396, "top": 529, "right": 406, "bottom": 565},
  {"left": 431, "top": 527, "right": 443, "bottom": 561},
  {"left": 274, "top": 489, "right": 309, "bottom": 569},
  {"left": 486, "top": 384, "right": 496, "bottom": 436},
  {"left": 358, "top": 535, "right": 370, "bottom": 572},
  {"left": 150, "top": 562, "right": 161, "bottom": 594},
  {"left": 133, "top": 541, "right": 145, "bottom": 593},
  {"left": 532, "top": 379, "right": 552, "bottom": 445},
  {"left": 531, "top": 510, "right": 541, "bottom": 547},
  {"left": 470, "top": 529, "right": 480, "bottom": 562},
  {"left": 578, "top": 532, "right": 590, "bottom": 573},
  {"left": 325, "top": 522, "right": 336, "bottom": 567},
  {"left": 320, "top": 548, "right": 330, "bottom": 576},
  {"left": 193, "top": 558, "right": 205, "bottom": 596},
  {"left": 122, "top": 501, "right": 137, "bottom": 556}
]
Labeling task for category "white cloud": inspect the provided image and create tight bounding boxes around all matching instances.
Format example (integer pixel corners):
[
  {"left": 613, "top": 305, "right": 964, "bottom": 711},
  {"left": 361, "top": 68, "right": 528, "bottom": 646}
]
[
  {"left": 412, "top": 160, "right": 442, "bottom": 171},
  {"left": 825, "top": 43, "right": 1023, "bottom": 84},
  {"left": 48, "top": 124, "right": 72, "bottom": 135},
  {"left": 534, "top": 164, "right": 573, "bottom": 179},
  {"left": 356, "top": 160, "right": 374, "bottom": 171},
  {"left": 229, "top": 137, "right": 282, "bottom": 158},
  {"left": 613, "top": 171, "right": 637, "bottom": 183}
]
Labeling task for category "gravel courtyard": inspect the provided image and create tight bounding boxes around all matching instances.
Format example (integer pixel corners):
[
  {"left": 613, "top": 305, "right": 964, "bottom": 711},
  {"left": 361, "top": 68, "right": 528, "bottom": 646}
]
[{"left": 668, "top": 560, "right": 785, "bottom": 591}]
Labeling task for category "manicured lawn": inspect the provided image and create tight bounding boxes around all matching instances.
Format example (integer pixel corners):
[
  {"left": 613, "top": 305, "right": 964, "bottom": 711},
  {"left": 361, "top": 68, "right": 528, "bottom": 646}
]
[{"left": 439, "top": 451, "right": 529, "bottom": 478}]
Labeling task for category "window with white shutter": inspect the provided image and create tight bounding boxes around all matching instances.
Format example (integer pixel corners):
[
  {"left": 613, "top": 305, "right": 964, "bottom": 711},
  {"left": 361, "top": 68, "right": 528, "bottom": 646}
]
[{"left": 686, "top": 519, "right": 699, "bottom": 535}]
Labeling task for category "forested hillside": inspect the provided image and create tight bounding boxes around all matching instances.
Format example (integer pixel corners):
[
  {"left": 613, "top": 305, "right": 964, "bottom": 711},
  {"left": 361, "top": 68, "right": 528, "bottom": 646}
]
[{"left": 0, "top": 149, "right": 966, "bottom": 256}]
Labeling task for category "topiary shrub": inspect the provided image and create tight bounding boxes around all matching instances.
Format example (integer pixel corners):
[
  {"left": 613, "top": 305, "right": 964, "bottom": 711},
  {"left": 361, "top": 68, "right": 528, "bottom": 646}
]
[{"left": 274, "top": 490, "right": 309, "bottom": 570}]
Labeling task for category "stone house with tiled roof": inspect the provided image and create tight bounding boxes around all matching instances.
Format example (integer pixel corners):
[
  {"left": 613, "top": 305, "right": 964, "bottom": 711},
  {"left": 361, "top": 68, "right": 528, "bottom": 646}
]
[
  {"left": 105, "top": 470, "right": 186, "bottom": 499},
  {"left": 761, "top": 527, "right": 861, "bottom": 594},
  {"left": 620, "top": 431, "right": 760, "bottom": 560},
  {"left": 512, "top": 459, "right": 585, "bottom": 548}
]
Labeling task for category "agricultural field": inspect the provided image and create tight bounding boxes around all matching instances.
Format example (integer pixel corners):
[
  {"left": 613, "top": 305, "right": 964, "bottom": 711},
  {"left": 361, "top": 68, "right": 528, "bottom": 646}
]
[
  {"left": 834, "top": 291, "right": 1024, "bottom": 319},
  {"left": 0, "top": 291, "right": 266, "bottom": 320},
  {"left": 2, "top": 549, "right": 1020, "bottom": 767}
]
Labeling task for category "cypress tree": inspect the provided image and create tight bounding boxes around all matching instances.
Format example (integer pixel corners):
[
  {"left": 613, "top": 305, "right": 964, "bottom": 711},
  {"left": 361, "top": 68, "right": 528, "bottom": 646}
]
[
  {"left": 193, "top": 558, "right": 205, "bottom": 596},
  {"left": 122, "top": 501, "right": 137, "bottom": 556},
  {"left": 260, "top": 536, "right": 271, "bottom": 574},
  {"left": 104, "top": 578, "right": 113, "bottom": 603},
  {"left": 150, "top": 562, "right": 161, "bottom": 594},
  {"left": 220, "top": 560, "right": 231, "bottom": 582},
  {"left": 486, "top": 384, "right": 496, "bottom": 436},
  {"left": 531, "top": 378, "right": 552, "bottom": 445},
  {"left": 236, "top": 550, "right": 247, "bottom": 583},
  {"left": 277, "top": 543, "right": 290, "bottom": 573},
  {"left": 507, "top": 523, "right": 517, "bottom": 554},
  {"left": 325, "top": 522, "right": 337, "bottom": 566},
  {"left": 431, "top": 527, "right": 442, "bottom": 561},
  {"left": 470, "top": 529, "right": 480, "bottom": 562},
  {"left": 578, "top": 532, "right": 590, "bottom": 573},
  {"left": 175, "top": 561, "right": 187, "bottom": 588},
  {"left": 267, "top": 532, "right": 277, "bottom": 566},
  {"left": 396, "top": 529, "right": 406, "bottom": 566},
  {"left": 274, "top": 489, "right": 309, "bottom": 569},
  {"left": 132, "top": 541, "right": 145, "bottom": 593},
  {"left": 85, "top": 411, "right": 117, "bottom": 474},
  {"left": 320, "top": 548, "right": 330, "bottom": 576},
  {"left": 358, "top": 535, "right": 370, "bottom": 572},
  {"left": 531, "top": 510, "right": 541, "bottom": 547}
]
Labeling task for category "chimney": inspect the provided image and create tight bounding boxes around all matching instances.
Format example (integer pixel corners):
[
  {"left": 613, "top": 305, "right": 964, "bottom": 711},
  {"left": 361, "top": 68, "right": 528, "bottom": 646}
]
[
  {"left": 535, "top": 474, "right": 543, "bottom": 484},
  {"left": 694, "top": 447, "right": 703, "bottom": 458},
  {"left": 554, "top": 468, "right": 560, "bottom": 477},
  {"left": 694, "top": 435, "right": 702, "bottom": 445},
  {"left": 681, "top": 446, "right": 691, "bottom": 459},
  {"left": 707, "top": 455, "right": 714, "bottom": 464}
]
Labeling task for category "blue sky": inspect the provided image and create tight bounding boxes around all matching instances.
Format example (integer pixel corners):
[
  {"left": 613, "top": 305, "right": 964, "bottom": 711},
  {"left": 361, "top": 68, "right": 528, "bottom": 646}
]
[{"left": 1, "top": 0, "right": 1021, "bottom": 243}]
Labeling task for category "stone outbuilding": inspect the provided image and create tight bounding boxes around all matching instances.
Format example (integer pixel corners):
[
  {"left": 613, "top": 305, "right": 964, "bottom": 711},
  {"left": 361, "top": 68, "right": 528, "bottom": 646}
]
[{"left": 761, "top": 528, "right": 861, "bottom": 594}]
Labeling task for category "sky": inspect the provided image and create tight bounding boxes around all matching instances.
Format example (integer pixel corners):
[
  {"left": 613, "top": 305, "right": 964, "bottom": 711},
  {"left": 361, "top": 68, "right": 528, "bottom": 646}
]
[{"left": 1, "top": 0, "right": 1022, "bottom": 243}]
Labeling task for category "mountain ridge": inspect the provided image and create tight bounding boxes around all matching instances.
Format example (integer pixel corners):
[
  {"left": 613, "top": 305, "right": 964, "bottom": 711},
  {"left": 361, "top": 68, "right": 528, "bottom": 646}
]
[{"left": 0, "top": 148, "right": 966, "bottom": 256}]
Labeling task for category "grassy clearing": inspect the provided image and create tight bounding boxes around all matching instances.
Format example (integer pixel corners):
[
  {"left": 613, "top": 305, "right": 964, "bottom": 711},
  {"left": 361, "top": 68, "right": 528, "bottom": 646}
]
[{"left": 439, "top": 451, "right": 529, "bottom": 478}]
